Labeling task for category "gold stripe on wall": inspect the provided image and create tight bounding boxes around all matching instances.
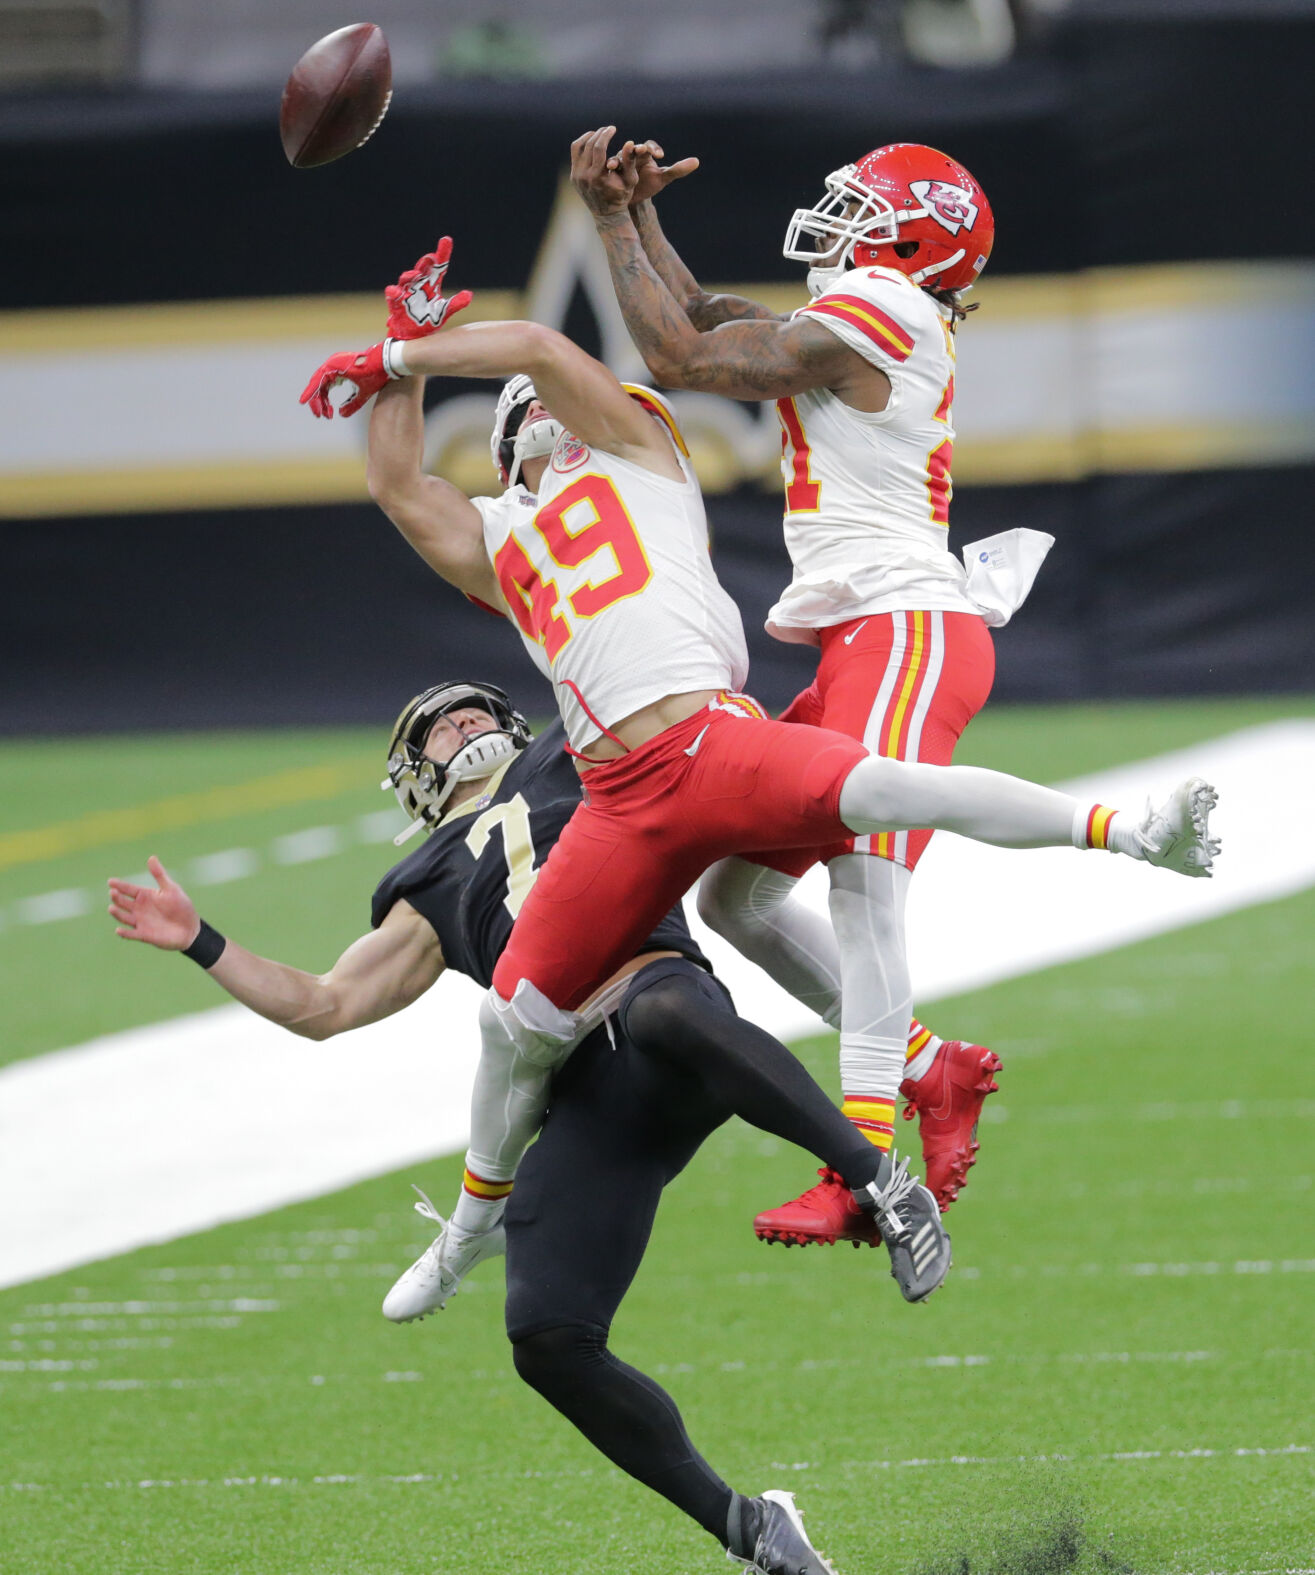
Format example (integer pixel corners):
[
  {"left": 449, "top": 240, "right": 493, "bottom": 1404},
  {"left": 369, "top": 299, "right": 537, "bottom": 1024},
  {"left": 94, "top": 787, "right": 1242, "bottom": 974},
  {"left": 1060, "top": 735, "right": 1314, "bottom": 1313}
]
[
  {"left": 1092, "top": 420, "right": 1315, "bottom": 474},
  {"left": 0, "top": 290, "right": 523, "bottom": 352},
  {"left": 7, "top": 421, "right": 1313, "bottom": 519},
  {"left": 1, "top": 263, "right": 1311, "bottom": 514},
  {"left": 0, "top": 262, "right": 1298, "bottom": 350},
  {"left": 953, "top": 422, "right": 1315, "bottom": 483},
  {"left": 0, "top": 459, "right": 370, "bottom": 519}
]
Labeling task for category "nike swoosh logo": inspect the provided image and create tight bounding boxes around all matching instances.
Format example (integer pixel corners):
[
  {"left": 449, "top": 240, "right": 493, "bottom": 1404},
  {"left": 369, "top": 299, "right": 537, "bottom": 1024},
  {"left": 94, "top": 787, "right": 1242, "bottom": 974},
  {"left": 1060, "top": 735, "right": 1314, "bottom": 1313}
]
[
  {"left": 844, "top": 619, "right": 870, "bottom": 645},
  {"left": 684, "top": 724, "right": 711, "bottom": 757}
]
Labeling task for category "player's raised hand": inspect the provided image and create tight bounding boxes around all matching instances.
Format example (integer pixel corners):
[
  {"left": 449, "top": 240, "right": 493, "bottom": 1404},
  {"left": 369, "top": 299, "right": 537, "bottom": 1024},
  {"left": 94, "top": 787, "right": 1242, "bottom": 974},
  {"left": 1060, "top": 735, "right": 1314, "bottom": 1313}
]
[
  {"left": 299, "top": 342, "right": 392, "bottom": 418},
  {"left": 385, "top": 235, "right": 473, "bottom": 340},
  {"left": 108, "top": 856, "right": 201, "bottom": 950},
  {"left": 628, "top": 140, "right": 700, "bottom": 206},
  {"left": 571, "top": 126, "right": 635, "bottom": 217}
]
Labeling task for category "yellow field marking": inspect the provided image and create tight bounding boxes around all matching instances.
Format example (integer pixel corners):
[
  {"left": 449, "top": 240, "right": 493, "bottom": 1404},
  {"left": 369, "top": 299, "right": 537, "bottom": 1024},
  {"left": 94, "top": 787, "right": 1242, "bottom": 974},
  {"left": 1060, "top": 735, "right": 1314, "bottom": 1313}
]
[{"left": 0, "top": 763, "right": 369, "bottom": 872}]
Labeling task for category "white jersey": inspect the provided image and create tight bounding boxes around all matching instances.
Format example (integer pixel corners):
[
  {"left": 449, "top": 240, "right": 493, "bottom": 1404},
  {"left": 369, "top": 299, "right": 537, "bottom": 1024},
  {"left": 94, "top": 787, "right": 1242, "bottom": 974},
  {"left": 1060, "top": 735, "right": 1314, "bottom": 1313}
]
[
  {"left": 474, "top": 420, "right": 748, "bottom": 754},
  {"left": 768, "top": 263, "right": 981, "bottom": 643}
]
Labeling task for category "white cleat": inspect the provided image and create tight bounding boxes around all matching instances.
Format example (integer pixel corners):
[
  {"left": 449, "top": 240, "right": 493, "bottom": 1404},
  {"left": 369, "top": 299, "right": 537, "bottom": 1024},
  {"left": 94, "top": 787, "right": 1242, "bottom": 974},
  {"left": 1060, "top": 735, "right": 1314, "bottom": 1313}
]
[
  {"left": 381, "top": 1186, "right": 506, "bottom": 1324},
  {"left": 1135, "top": 777, "right": 1221, "bottom": 878}
]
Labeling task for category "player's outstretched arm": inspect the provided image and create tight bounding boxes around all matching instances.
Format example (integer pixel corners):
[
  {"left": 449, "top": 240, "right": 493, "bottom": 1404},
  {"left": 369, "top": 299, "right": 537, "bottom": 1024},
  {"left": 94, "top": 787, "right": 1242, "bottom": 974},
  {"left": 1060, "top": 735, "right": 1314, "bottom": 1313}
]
[
  {"left": 108, "top": 857, "right": 443, "bottom": 1039},
  {"left": 367, "top": 377, "right": 501, "bottom": 604},
  {"left": 395, "top": 319, "right": 683, "bottom": 480},
  {"left": 621, "top": 140, "right": 783, "bottom": 329},
  {"left": 570, "top": 127, "right": 872, "bottom": 402}
]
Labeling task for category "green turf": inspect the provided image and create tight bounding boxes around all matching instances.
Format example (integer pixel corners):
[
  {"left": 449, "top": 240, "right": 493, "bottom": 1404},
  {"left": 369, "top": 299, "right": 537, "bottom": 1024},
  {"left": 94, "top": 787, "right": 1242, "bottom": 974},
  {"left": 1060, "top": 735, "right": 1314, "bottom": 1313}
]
[
  {"left": 3, "top": 695, "right": 1312, "bottom": 1068},
  {"left": 3, "top": 882, "right": 1313, "bottom": 1573},
  {"left": 3, "top": 697, "right": 1313, "bottom": 1571},
  {"left": 0, "top": 729, "right": 389, "bottom": 1065}
]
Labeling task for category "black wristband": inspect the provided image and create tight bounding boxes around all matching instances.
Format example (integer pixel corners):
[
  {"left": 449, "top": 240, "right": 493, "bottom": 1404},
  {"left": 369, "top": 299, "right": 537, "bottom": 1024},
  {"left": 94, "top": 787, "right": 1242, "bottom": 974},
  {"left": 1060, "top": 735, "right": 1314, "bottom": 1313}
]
[{"left": 182, "top": 919, "right": 227, "bottom": 970}]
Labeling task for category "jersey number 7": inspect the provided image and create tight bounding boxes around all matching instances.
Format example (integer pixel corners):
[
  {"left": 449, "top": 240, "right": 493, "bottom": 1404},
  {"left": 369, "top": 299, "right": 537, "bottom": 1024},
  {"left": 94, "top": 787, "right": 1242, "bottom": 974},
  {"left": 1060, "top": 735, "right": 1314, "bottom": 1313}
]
[{"left": 493, "top": 474, "right": 653, "bottom": 660}]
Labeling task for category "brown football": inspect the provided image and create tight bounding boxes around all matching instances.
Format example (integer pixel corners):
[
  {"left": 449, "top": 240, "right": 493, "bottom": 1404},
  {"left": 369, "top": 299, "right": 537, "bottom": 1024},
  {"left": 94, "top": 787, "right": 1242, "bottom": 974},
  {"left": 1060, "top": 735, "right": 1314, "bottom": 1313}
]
[{"left": 279, "top": 23, "right": 392, "bottom": 170}]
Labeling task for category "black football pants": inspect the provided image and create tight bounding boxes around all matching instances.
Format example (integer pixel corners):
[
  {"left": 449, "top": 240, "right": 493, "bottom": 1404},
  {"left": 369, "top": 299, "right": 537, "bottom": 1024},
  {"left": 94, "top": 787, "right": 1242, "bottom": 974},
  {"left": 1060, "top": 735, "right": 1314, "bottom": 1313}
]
[{"left": 504, "top": 956, "right": 878, "bottom": 1543}]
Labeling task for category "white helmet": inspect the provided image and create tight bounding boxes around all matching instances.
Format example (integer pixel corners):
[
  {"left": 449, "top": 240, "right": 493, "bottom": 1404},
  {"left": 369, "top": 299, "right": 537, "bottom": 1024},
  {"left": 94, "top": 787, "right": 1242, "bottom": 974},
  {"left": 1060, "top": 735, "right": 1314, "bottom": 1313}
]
[{"left": 490, "top": 374, "right": 563, "bottom": 488}]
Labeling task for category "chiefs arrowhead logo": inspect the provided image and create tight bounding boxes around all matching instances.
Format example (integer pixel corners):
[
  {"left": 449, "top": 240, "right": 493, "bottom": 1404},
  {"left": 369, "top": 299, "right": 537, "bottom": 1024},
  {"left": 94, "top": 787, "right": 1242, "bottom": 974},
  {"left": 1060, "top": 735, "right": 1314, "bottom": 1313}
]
[
  {"left": 552, "top": 432, "right": 590, "bottom": 472},
  {"left": 909, "top": 179, "right": 979, "bottom": 236}
]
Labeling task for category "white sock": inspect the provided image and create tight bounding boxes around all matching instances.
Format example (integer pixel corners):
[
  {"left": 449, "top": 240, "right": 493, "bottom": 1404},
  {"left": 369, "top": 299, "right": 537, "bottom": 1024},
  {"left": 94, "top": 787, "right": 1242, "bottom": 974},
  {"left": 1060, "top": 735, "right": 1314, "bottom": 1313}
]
[
  {"left": 447, "top": 988, "right": 568, "bottom": 1241},
  {"left": 451, "top": 1185, "right": 508, "bottom": 1236},
  {"left": 1106, "top": 811, "right": 1144, "bottom": 858},
  {"left": 828, "top": 855, "right": 914, "bottom": 1115},
  {"left": 903, "top": 1019, "right": 945, "bottom": 1083},
  {"left": 697, "top": 857, "right": 842, "bottom": 1026},
  {"left": 1068, "top": 802, "right": 1142, "bottom": 858},
  {"left": 840, "top": 756, "right": 1079, "bottom": 848}
]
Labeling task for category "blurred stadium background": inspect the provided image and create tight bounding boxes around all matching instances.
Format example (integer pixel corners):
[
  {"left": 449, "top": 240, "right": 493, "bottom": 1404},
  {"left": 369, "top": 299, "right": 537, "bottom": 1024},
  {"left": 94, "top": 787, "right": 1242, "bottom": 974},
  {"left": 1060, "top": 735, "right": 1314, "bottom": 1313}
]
[{"left": 1, "top": 3, "right": 1313, "bottom": 1572}]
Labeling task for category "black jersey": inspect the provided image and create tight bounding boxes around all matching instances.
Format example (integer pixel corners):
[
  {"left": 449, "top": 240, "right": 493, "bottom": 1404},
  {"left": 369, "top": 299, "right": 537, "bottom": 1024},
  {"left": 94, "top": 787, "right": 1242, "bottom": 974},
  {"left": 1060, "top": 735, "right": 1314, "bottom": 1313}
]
[{"left": 371, "top": 720, "right": 709, "bottom": 989}]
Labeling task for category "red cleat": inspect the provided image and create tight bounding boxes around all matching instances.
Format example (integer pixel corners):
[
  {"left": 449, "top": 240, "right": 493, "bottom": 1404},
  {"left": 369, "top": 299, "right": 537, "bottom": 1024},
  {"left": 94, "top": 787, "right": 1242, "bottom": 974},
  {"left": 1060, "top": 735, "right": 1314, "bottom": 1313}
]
[
  {"left": 900, "top": 1040, "right": 1002, "bottom": 1211},
  {"left": 753, "top": 1168, "right": 881, "bottom": 1247}
]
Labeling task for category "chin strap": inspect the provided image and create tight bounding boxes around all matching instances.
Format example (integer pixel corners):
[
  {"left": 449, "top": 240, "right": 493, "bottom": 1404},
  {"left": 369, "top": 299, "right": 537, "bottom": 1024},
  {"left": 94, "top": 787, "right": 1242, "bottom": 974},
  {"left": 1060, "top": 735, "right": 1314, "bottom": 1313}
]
[
  {"left": 387, "top": 730, "right": 521, "bottom": 844},
  {"left": 909, "top": 247, "right": 966, "bottom": 286},
  {"left": 507, "top": 416, "right": 564, "bottom": 486},
  {"left": 806, "top": 263, "right": 847, "bottom": 299},
  {"left": 392, "top": 815, "right": 428, "bottom": 848}
]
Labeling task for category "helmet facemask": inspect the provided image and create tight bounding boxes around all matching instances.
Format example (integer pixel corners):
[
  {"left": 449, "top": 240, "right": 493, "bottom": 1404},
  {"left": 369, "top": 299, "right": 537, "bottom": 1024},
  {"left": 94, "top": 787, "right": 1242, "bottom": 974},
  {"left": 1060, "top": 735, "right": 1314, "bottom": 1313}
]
[
  {"left": 490, "top": 374, "right": 564, "bottom": 488},
  {"left": 784, "top": 164, "right": 902, "bottom": 296},
  {"left": 784, "top": 154, "right": 983, "bottom": 296},
  {"left": 383, "top": 682, "right": 532, "bottom": 844}
]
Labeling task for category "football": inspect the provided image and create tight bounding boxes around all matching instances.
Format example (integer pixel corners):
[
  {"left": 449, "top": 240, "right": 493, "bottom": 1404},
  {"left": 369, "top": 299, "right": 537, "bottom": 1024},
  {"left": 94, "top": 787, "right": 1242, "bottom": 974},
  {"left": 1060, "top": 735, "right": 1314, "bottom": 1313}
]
[{"left": 279, "top": 23, "right": 392, "bottom": 170}]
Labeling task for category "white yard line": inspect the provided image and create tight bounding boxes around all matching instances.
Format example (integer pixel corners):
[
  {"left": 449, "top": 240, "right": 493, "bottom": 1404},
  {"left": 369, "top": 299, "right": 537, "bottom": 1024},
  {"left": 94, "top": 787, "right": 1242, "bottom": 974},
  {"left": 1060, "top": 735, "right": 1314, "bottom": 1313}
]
[
  {"left": 0, "top": 1443, "right": 1309, "bottom": 1496},
  {"left": 1, "top": 720, "right": 1311, "bottom": 1291}
]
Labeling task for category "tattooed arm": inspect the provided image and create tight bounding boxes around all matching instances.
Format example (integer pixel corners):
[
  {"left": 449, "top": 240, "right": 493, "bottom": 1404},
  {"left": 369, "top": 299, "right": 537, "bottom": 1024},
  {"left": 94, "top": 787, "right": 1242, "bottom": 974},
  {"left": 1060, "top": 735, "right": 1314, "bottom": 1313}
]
[
  {"left": 572, "top": 127, "right": 885, "bottom": 406},
  {"left": 580, "top": 133, "right": 783, "bottom": 331},
  {"left": 599, "top": 210, "right": 855, "bottom": 397},
  {"left": 631, "top": 200, "right": 781, "bottom": 329},
  {"left": 624, "top": 140, "right": 784, "bottom": 331}
]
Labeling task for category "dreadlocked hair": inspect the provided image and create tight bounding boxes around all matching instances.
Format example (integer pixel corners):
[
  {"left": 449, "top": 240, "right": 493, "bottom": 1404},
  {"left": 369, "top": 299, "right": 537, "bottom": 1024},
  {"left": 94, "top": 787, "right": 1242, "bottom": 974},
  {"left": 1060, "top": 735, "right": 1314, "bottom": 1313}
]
[{"left": 927, "top": 286, "right": 979, "bottom": 327}]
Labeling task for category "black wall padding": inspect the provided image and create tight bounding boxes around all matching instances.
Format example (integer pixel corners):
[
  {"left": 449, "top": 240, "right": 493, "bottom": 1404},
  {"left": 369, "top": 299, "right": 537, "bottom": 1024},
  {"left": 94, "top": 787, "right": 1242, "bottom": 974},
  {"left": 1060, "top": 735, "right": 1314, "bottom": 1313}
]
[
  {"left": 0, "top": 67, "right": 1073, "bottom": 307},
  {"left": 5, "top": 467, "right": 1311, "bottom": 735},
  {"left": 3, "top": 15, "right": 1310, "bottom": 309}
]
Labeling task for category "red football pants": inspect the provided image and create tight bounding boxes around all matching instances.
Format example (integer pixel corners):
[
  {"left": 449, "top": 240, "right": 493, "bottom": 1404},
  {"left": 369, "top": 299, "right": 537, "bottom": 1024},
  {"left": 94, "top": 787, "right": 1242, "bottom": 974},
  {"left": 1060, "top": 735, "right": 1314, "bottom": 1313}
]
[
  {"left": 748, "top": 609, "right": 995, "bottom": 876},
  {"left": 490, "top": 699, "right": 868, "bottom": 1011}
]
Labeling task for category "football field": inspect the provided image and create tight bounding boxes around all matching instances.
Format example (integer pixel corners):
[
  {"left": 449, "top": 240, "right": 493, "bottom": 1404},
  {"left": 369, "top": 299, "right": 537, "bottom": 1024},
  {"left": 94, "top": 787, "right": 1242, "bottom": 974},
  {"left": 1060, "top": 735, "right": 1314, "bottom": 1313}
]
[{"left": 3, "top": 698, "right": 1313, "bottom": 1574}]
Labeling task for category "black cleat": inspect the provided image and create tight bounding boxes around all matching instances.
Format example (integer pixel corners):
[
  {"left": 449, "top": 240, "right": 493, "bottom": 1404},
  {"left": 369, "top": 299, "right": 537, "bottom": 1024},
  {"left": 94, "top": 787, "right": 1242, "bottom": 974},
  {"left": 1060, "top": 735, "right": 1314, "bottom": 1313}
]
[{"left": 727, "top": 1489, "right": 840, "bottom": 1574}]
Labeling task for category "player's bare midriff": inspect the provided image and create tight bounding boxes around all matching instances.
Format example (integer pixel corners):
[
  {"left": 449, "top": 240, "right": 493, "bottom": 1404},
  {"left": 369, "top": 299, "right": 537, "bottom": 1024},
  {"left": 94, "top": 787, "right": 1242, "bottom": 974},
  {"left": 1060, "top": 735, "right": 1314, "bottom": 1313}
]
[{"left": 573, "top": 687, "right": 721, "bottom": 772}]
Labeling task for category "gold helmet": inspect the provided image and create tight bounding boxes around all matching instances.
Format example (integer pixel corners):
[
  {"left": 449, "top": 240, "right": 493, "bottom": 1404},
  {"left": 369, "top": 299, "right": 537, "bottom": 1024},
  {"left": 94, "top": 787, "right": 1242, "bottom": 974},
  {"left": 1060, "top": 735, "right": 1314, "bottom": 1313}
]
[{"left": 383, "top": 681, "right": 531, "bottom": 843}]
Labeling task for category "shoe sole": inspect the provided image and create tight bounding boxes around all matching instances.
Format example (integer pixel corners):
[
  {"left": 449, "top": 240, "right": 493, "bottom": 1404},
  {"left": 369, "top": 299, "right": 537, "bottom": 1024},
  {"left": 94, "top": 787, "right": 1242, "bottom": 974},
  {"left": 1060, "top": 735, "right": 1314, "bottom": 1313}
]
[{"left": 754, "top": 1229, "right": 881, "bottom": 1248}]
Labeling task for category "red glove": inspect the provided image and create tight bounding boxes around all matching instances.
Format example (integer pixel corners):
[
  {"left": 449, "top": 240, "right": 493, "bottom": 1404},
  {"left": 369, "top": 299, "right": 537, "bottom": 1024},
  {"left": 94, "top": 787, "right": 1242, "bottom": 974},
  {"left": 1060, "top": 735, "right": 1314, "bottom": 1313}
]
[
  {"left": 384, "top": 235, "right": 473, "bottom": 340},
  {"left": 300, "top": 342, "right": 393, "bottom": 419}
]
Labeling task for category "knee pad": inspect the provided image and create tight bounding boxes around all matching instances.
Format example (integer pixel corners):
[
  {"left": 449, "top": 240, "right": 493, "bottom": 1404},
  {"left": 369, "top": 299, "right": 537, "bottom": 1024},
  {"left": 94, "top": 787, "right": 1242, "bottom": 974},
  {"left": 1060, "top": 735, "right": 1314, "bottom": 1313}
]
[{"left": 483, "top": 981, "right": 582, "bottom": 1069}]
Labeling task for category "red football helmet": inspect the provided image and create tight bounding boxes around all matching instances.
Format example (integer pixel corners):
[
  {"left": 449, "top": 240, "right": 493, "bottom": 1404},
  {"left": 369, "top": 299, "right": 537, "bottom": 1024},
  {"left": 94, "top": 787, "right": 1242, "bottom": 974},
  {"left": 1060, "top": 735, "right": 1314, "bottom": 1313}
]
[{"left": 784, "top": 143, "right": 994, "bottom": 296}]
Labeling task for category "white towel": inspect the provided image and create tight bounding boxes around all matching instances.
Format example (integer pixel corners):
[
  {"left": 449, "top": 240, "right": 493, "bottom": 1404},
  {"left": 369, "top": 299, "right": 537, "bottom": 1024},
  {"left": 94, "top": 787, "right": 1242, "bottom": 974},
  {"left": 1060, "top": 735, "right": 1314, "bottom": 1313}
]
[{"left": 961, "top": 528, "right": 1055, "bottom": 628}]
